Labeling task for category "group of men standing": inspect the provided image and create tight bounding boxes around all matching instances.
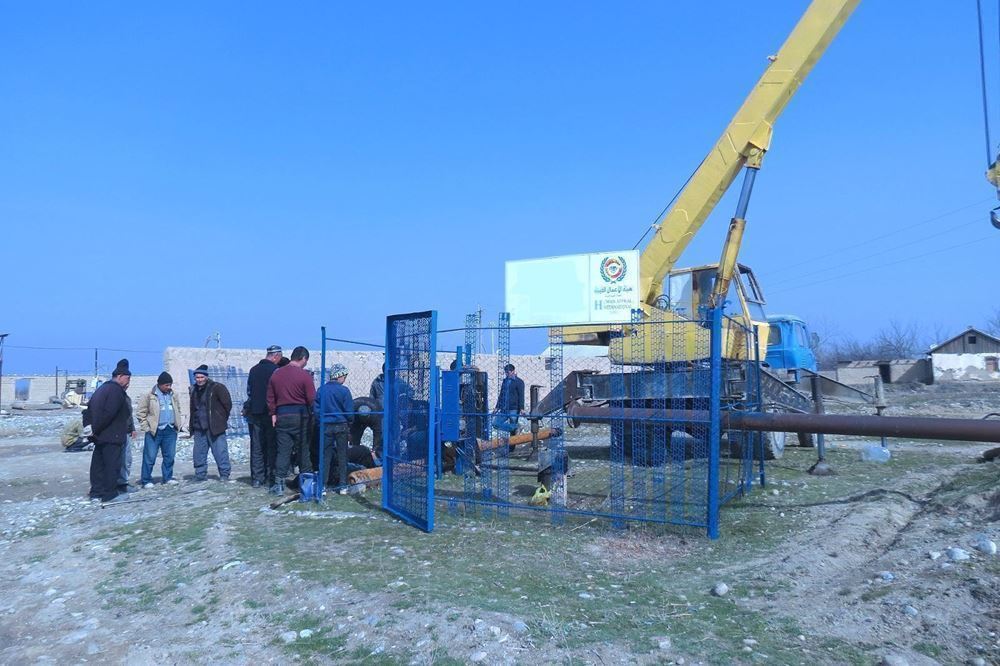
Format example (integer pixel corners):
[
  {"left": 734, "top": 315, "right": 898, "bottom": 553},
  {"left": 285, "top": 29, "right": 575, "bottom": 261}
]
[
  {"left": 87, "top": 360, "right": 234, "bottom": 503},
  {"left": 87, "top": 346, "right": 521, "bottom": 503},
  {"left": 246, "top": 345, "right": 366, "bottom": 496}
]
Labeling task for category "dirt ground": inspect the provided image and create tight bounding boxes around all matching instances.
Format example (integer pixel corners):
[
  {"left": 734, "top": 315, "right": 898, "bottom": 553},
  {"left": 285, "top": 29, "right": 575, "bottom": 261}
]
[{"left": 1, "top": 383, "right": 998, "bottom": 665}]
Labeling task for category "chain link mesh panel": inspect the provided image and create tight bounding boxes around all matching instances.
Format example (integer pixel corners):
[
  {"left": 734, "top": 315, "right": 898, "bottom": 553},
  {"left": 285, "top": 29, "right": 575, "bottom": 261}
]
[
  {"left": 434, "top": 309, "right": 762, "bottom": 538},
  {"left": 382, "top": 311, "right": 437, "bottom": 532}
]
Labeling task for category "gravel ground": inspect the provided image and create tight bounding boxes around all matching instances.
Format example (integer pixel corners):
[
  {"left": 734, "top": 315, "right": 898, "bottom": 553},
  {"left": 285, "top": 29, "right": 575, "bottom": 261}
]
[{"left": 0, "top": 384, "right": 997, "bottom": 665}]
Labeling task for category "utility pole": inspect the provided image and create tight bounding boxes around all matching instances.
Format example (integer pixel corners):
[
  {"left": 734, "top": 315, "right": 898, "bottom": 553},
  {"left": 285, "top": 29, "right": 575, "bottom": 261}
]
[
  {"left": 0, "top": 334, "right": 8, "bottom": 415},
  {"left": 93, "top": 348, "right": 98, "bottom": 379}
]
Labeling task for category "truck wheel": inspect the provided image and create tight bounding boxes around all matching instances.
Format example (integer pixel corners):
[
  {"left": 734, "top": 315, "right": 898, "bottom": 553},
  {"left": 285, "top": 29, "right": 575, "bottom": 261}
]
[
  {"left": 350, "top": 397, "right": 383, "bottom": 458},
  {"left": 615, "top": 421, "right": 683, "bottom": 465},
  {"left": 762, "top": 431, "right": 785, "bottom": 460},
  {"left": 796, "top": 432, "right": 815, "bottom": 448},
  {"left": 726, "top": 430, "right": 784, "bottom": 460}
]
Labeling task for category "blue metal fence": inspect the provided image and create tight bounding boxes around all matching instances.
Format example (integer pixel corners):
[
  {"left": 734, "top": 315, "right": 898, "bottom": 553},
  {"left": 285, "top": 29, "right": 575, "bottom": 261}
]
[
  {"left": 382, "top": 311, "right": 438, "bottom": 532},
  {"left": 430, "top": 307, "right": 761, "bottom": 539},
  {"left": 370, "top": 306, "right": 762, "bottom": 538}
]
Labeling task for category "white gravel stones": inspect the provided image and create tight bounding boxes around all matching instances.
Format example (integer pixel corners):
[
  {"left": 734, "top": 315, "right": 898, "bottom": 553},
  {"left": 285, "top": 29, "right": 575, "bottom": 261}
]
[
  {"left": 972, "top": 535, "right": 996, "bottom": 555},
  {"left": 279, "top": 631, "right": 297, "bottom": 644},
  {"left": 880, "top": 655, "right": 909, "bottom": 666},
  {"left": 947, "top": 547, "right": 971, "bottom": 561},
  {"left": 711, "top": 582, "right": 729, "bottom": 597}
]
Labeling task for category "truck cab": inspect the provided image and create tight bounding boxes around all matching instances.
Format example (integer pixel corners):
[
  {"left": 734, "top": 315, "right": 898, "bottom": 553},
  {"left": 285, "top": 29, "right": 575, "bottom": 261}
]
[{"left": 765, "top": 315, "right": 817, "bottom": 373}]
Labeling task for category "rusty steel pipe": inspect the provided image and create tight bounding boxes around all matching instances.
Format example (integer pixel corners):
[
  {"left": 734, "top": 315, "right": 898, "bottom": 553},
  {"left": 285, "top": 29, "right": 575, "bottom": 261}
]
[{"left": 563, "top": 405, "right": 1000, "bottom": 443}]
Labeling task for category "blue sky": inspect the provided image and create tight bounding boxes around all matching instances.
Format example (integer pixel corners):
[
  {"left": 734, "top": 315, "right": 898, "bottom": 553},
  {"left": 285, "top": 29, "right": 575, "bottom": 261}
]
[{"left": 1, "top": 1, "right": 998, "bottom": 374}]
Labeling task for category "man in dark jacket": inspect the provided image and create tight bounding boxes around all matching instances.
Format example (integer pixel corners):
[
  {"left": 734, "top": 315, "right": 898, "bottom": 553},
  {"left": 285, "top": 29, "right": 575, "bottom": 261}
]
[
  {"left": 88, "top": 359, "right": 135, "bottom": 502},
  {"left": 369, "top": 363, "right": 385, "bottom": 408},
  {"left": 189, "top": 365, "right": 233, "bottom": 481},
  {"left": 315, "top": 363, "right": 354, "bottom": 490},
  {"left": 492, "top": 363, "right": 525, "bottom": 435},
  {"left": 247, "top": 345, "right": 282, "bottom": 488}
]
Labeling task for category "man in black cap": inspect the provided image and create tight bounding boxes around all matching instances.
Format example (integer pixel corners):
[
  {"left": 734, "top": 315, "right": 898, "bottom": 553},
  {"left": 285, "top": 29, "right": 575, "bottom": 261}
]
[
  {"left": 493, "top": 363, "right": 525, "bottom": 435},
  {"left": 136, "top": 371, "right": 183, "bottom": 487},
  {"left": 189, "top": 365, "right": 233, "bottom": 481},
  {"left": 87, "top": 359, "right": 135, "bottom": 503},
  {"left": 246, "top": 345, "right": 282, "bottom": 488}
]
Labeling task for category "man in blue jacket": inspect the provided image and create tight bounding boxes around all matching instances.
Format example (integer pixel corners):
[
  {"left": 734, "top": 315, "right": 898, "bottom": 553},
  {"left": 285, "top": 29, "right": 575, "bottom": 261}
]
[
  {"left": 315, "top": 363, "right": 354, "bottom": 490},
  {"left": 493, "top": 363, "right": 525, "bottom": 435},
  {"left": 87, "top": 359, "right": 135, "bottom": 503}
]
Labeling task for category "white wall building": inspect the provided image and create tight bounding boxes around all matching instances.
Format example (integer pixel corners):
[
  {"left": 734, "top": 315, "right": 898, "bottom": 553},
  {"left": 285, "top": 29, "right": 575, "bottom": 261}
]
[{"left": 928, "top": 327, "right": 1000, "bottom": 382}]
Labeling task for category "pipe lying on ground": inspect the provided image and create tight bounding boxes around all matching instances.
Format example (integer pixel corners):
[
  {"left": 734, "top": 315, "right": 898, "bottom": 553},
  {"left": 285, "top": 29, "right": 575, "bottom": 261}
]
[
  {"left": 477, "top": 427, "right": 559, "bottom": 452},
  {"left": 347, "top": 461, "right": 429, "bottom": 487},
  {"left": 566, "top": 405, "right": 1000, "bottom": 443},
  {"left": 347, "top": 467, "right": 383, "bottom": 486}
]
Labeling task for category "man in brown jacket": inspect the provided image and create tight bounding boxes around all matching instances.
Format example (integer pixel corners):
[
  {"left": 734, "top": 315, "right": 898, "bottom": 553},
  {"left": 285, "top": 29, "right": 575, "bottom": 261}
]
[
  {"left": 189, "top": 365, "right": 233, "bottom": 482},
  {"left": 136, "top": 371, "right": 184, "bottom": 487}
]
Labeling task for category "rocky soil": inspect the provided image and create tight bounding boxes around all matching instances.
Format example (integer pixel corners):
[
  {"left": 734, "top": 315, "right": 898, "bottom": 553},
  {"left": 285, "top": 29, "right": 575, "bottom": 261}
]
[{"left": 0, "top": 384, "right": 998, "bottom": 665}]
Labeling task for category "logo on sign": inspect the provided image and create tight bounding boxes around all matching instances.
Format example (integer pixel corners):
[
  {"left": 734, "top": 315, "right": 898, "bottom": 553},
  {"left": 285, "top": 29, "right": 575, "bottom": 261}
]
[{"left": 599, "top": 255, "right": 627, "bottom": 283}]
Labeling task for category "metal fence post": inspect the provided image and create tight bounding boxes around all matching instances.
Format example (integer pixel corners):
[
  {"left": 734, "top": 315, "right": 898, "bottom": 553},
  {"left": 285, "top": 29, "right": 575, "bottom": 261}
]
[
  {"left": 318, "top": 327, "right": 327, "bottom": 501},
  {"left": 808, "top": 375, "right": 834, "bottom": 476},
  {"left": 547, "top": 323, "right": 564, "bottom": 525},
  {"left": 707, "top": 306, "right": 722, "bottom": 540}
]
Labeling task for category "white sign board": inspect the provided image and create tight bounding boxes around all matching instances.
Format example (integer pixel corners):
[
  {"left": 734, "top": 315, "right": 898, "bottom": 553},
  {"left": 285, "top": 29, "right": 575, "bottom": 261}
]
[{"left": 505, "top": 250, "right": 640, "bottom": 327}]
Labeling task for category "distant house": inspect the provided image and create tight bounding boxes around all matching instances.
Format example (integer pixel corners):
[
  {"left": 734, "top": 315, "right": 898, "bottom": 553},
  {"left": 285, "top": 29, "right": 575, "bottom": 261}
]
[
  {"left": 928, "top": 327, "right": 1000, "bottom": 382},
  {"left": 835, "top": 358, "right": 931, "bottom": 386}
]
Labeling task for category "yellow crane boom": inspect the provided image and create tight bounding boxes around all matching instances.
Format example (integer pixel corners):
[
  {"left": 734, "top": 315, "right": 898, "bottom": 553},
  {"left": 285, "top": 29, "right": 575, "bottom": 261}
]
[{"left": 639, "top": 0, "right": 859, "bottom": 307}]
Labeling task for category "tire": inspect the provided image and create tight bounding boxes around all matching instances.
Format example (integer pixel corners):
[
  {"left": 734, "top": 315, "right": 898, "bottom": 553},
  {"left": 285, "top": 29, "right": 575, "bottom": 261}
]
[
  {"left": 797, "top": 432, "right": 815, "bottom": 448},
  {"left": 615, "top": 420, "right": 692, "bottom": 465},
  {"left": 725, "top": 430, "right": 784, "bottom": 460},
  {"left": 350, "top": 397, "right": 382, "bottom": 457},
  {"left": 762, "top": 430, "right": 785, "bottom": 460}
]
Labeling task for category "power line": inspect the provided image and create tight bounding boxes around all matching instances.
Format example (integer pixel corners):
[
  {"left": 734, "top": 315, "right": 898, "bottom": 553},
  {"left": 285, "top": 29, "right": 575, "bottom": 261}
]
[
  {"left": 977, "top": 0, "right": 994, "bottom": 167},
  {"left": 7, "top": 345, "right": 161, "bottom": 354},
  {"left": 767, "top": 234, "right": 994, "bottom": 295},
  {"left": 764, "top": 216, "right": 981, "bottom": 288},
  {"left": 758, "top": 198, "right": 993, "bottom": 280},
  {"left": 632, "top": 158, "right": 705, "bottom": 251}
]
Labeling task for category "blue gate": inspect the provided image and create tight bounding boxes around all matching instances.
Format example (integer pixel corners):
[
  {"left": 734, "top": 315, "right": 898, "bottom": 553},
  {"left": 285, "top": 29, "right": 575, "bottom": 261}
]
[{"left": 383, "top": 311, "right": 438, "bottom": 532}]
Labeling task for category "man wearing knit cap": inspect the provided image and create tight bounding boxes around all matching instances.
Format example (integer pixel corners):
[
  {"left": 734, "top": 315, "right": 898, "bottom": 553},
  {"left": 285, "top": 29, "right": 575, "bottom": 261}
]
[
  {"left": 246, "top": 345, "right": 282, "bottom": 488},
  {"left": 314, "top": 363, "right": 354, "bottom": 490},
  {"left": 266, "top": 346, "right": 316, "bottom": 495},
  {"left": 136, "top": 371, "right": 184, "bottom": 487},
  {"left": 87, "top": 359, "right": 135, "bottom": 503},
  {"left": 189, "top": 365, "right": 234, "bottom": 481}
]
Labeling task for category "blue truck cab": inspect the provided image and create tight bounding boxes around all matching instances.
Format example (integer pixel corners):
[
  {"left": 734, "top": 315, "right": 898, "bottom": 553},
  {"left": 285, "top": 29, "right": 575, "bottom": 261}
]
[{"left": 765, "top": 315, "right": 817, "bottom": 374}]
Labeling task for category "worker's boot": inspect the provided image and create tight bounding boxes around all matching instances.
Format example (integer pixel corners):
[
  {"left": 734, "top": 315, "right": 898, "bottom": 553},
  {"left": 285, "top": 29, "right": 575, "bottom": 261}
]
[{"left": 268, "top": 479, "right": 285, "bottom": 496}]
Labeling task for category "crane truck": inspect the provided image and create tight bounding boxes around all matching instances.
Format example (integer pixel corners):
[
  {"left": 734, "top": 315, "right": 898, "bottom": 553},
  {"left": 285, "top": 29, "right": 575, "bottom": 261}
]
[{"left": 536, "top": 0, "right": 882, "bottom": 459}]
